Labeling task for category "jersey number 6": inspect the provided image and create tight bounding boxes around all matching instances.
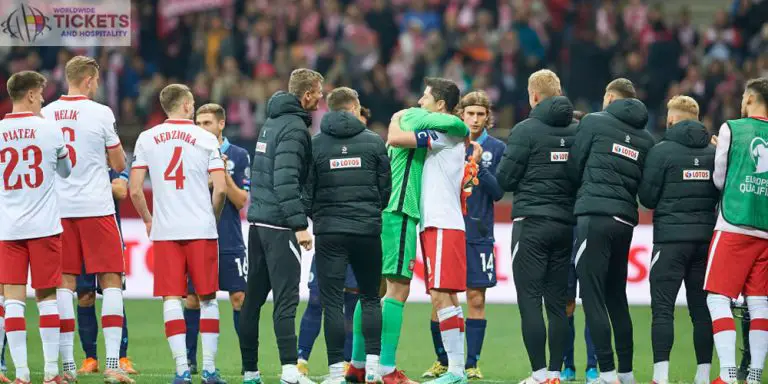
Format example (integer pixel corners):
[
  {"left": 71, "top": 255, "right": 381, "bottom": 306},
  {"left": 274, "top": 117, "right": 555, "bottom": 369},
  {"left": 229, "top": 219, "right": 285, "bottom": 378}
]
[
  {"left": 164, "top": 146, "right": 185, "bottom": 190},
  {"left": 62, "top": 127, "right": 77, "bottom": 167}
]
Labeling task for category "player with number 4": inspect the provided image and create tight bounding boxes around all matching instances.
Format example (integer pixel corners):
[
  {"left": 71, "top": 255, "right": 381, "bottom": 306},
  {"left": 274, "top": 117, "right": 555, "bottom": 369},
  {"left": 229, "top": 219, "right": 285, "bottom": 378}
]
[
  {"left": 41, "top": 56, "right": 132, "bottom": 384},
  {"left": 129, "top": 84, "right": 228, "bottom": 384}
]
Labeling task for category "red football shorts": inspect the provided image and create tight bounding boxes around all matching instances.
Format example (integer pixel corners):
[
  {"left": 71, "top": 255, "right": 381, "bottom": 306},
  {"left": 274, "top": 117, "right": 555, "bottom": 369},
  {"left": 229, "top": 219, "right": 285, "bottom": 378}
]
[
  {"left": 153, "top": 239, "right": 219, "bottom": 297},
  {"left": 705, "top": 230, "right": 768, "bottom": 298},
  {"left": 420, "top": 227, "right": 467, "bottom": 293},
  {"left": 62, "top": 215, "right": 124, "bottom": 275},
  {"left": 0, "top": 234, "right": 62, "bottom": 289}
]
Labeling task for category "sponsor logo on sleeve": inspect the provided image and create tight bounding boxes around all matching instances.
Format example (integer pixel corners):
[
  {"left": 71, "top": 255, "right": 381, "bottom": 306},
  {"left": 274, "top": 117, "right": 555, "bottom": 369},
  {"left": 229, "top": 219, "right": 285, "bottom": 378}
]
[
  {"left": 256, "top": 141, "right": 267, "bottom": 153},
  {"left": 611, "top": 143, "right": 639, "bottom": 161},
  {"left": 550, "top": 151, "right": 569, "bottom": 162},
  {"left": 683, "top": 169, "right": 711, "bottom": 180},
  {"left": 329, "top": 157, "right": 362, "bottom": 169}
]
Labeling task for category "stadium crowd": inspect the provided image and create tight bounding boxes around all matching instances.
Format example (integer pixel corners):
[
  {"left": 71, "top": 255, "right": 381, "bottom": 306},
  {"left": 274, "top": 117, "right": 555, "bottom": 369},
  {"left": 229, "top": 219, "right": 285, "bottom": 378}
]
[{"left": 1, "top": 0, "right": 768, "bottom": 153}]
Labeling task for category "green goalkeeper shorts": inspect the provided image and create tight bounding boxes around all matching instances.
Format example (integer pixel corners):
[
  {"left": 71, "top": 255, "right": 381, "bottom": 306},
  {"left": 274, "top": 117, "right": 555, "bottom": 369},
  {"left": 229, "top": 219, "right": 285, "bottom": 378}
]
[{"left": 381, "top": 211, "right": 419, "bottom": 280}]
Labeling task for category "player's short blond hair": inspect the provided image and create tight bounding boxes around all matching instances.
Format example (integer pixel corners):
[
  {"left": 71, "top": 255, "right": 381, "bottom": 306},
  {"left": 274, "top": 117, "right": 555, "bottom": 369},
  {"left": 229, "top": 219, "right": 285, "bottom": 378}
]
[
  {"left": 159, "top": 84, "right": 193, "bottom": 115},
  {"left": 65, "top": 56, "right": 99, "bottom": 85},
  {"left": 528, "top": 69, "right": 561, "bottom": 98},
  {"left": 326, "top": 87, "right": 359, "bottom": 112},
  {"left": 667, "top": 95, "right": 699, "bottom": 119},
  {"left": 7, "top": 71, "right": 46, "bottom": 102},
  {"left": 457, "top": 90, "right": 494, "bottom": 128},
  {"left": 288, "top": 68, "right": 324, "bottom": 98},
  {"left": 196, "top": 103, "right": 226, "bottom": 122}
]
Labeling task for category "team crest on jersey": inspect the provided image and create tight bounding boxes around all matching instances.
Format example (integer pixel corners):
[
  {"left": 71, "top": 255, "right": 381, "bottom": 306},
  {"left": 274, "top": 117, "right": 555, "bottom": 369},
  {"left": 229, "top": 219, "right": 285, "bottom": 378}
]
[
  {"left": 612, "top": 143, "right": 638, "bottom": 161},
  {"left": 481, "top": 151, "right": 493, "bottom": 161},
  {"left": 226, "top": 159, "right": 235, "bottom": 173},
  {"left": 683, "top": 169, "right": 711, "bottom": 180},
  {"left": 256, "top": 141, "right": 267, "bottom": 153},
  {"left": 329, "top": 157, "right": 362, "bottom": 169},
  {"left": 550, "top": 151, "right": 569, "bottom": 162}
]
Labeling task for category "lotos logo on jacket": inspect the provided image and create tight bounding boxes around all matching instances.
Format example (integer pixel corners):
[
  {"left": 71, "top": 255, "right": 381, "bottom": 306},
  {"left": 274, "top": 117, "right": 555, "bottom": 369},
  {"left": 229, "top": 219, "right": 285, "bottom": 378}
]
[
  {"left": 611, "top": 143, "right": 638, "bottom": 161},
  {"left": 329, "top": 157, "right": 362, "bottom": 169},
  {"left": 683, "top": 169, "right": 711, "bottom": 180}
]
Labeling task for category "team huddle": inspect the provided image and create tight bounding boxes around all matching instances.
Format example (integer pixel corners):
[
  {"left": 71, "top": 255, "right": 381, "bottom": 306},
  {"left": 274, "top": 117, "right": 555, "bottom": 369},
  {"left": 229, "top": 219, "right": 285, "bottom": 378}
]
[{"left": 0, "top": 54, "right": 767, "bottom": 384}]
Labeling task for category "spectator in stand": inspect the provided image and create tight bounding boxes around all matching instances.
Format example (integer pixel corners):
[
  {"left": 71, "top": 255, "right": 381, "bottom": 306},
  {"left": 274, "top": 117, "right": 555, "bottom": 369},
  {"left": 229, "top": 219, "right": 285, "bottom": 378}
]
[
  {"left": 622, "top": 0, "right": 648, "bottom": 38},
  {"left": 704, "top": 10, "right": 742, "bottom": 63}
]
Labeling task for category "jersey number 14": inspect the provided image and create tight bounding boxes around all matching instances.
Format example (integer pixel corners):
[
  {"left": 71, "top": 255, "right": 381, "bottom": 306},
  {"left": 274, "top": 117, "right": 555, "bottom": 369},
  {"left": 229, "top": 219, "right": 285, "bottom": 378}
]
[{"left": 164, "top": 146, "right": 186, "bottom": 189}]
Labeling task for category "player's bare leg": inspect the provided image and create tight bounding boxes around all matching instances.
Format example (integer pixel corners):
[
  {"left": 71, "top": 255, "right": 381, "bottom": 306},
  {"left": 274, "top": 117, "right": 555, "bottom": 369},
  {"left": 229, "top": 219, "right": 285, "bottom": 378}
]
[
  {"left": 376, "top": 278, "right": 417, "bottom": 384},
  {"left": 0, "top": 286, "right": 8, "bottom": 384},
  {"left": 197, "top": 293, "right": 225, "bottom": 384},
  {"left": 58, "top": 274, "right": 79, "bottom": 381},
  {"left": 98, "top": 273, "right": 133, "bottom": 384},
  {"left": 423, "top": 290, "right": 466, "bottom": 384},
  {"left": 465, "top": 288, "right": 487, "bottom": 380}
]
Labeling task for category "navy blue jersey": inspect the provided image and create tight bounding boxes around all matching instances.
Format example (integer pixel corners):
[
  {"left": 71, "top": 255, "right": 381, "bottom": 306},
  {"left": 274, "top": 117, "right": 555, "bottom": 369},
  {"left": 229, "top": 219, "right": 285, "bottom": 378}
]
[
  {"left": 465, "top": 131, "right": 506, "bottom": 244},
  {"left": 218, "top": 138, "right": 251, "bottom": 253}
]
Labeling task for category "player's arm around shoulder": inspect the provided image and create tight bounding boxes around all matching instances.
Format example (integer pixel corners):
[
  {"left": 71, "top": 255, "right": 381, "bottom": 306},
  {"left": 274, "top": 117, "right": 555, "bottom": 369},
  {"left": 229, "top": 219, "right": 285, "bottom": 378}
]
[
  {"left": 387, "top": 109, "right": 418, "bottom": 148},
  {"left": 637, "top": 141, "right": 670, "bottom": 210},
  {"left": 496, "top": 121, "right": 532, "bottom": 192}
]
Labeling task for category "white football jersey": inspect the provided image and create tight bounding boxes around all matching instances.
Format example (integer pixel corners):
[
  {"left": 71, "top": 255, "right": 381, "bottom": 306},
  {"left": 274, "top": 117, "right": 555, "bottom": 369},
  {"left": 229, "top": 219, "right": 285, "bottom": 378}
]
[
  {"left": 0, "top": 112, "right": 69, "bottom": 240},
  {"left": 41, "top": 95, "right": 121, "bottom": 218},
  {"left": 419, "top": 131, "right": 466, "bottom": 232},
  {"left": 132, "top": 119, "right": 224, "bottom": 241}
]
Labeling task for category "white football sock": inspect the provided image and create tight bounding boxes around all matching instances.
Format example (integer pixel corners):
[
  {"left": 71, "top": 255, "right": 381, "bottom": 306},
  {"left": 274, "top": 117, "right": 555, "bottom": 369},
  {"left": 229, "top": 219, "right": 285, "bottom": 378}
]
[
  {"left": 653, "top": 361, "right": 668, "bottom": 383},
  {"left": 707, "top": 294, "right": 737, "bottom": 382},
  {"left": 618, "top": 371, "right": 635, "bottom": 384},
  {"left": 102, "top": 287, "right": 124, "bottom": 370},
  {"left": 5, "top": 300, "right": 30, "bottom": 381},
  {"left": 56, "top": 288, "right": 76, "bottom": 373},
  {"left": 747, "top": 296, "right": 768, "bottom": 381},
  {"left": 694, "top": 363, "right": 711, "bottom": 384},
  {"left": 437, "top": 306, "right": 465, "bottom": 376},
  {"left": 37, "top": 299, "right": 60, "bottom": 378},
  {"left": 163, "top": 299, "right": 189, "bottom": 375},
  {"left": 281, "top": 364, "right": 300, "bottom": 381},
  {"left": 531, "top": 368, "right": 547, "bottom": 382},
  {"left": 0, "top": 295, "right": 5, "bottom": 367},
  {"left": 329, "top": 362, "right": 345, "bottom": 379},
  {"left": 200, "top": 299, "right": 220, "bottom": 373},
  {"left": 600, "top": 370, "right": 618, "bottom": 383},
  {"left": 365, "top": 355, "right": 380, "bottom": 379}
]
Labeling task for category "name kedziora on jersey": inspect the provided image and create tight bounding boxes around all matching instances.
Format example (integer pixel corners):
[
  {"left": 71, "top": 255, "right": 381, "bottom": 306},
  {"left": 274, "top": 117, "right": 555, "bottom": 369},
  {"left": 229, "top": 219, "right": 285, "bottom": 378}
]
[{"left": 154, "top": 130, "right": 197, "bottom": 145}]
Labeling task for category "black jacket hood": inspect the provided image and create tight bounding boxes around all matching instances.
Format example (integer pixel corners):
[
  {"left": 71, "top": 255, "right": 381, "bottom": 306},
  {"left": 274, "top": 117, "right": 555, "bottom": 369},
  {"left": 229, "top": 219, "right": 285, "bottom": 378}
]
[
  {"left": 320, "top": 111, "right": 367, "bottom": 138},
  {"left": 605, "top": 98, "right": 649, "bottom": 129},
  {"left": 664, "top": 120, "right": 711, "bottom": 148},
  {"left": 267, "top": 91, "right": 312, "bottom": 126},
  {"left": 530, "top": 96, "right": 574, "bottom": 127}
]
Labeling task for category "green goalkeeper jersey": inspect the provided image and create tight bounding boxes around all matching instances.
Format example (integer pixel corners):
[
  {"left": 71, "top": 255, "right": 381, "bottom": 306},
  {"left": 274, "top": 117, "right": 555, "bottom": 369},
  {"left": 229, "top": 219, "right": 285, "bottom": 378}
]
[{"left": 385, "top": 108, "right": 468, "bottom": 219}]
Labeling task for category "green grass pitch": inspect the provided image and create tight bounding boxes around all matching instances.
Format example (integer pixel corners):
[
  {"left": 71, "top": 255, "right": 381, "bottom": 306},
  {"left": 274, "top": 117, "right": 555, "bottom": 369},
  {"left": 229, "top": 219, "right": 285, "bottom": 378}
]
[{"left": 9, "top": 300, "right": 760, "bottom": 383}]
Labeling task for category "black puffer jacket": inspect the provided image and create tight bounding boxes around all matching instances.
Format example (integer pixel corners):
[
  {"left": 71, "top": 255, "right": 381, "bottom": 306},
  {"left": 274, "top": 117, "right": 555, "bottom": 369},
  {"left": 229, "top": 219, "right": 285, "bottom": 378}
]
[
  {"left": 638, "top": 120, "right": 718, "bottom": 243},
  {"left": 496, "top": 96, "right": 579, "bottom": 224},
  {"left": 566, "top": 98, "right": 656, "bottom": 225},
  {"left": 247, "top": 91, "right": 312, "bottom": 230},
  {"left": 305, "top": 111, "right": 391, "bottom": 236}
]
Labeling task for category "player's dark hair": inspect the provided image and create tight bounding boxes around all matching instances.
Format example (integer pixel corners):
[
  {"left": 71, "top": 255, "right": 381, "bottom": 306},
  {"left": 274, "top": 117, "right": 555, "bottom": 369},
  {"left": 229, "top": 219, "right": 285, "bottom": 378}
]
[
  {"left": 196, "top": 103, "right": 226, "bottom": 122},
  {"left": 360, "top": 106, "right": 371, "bottom": 122},
  {"left": 606, "top": 78, "right": 637, "bottom": 99},
  {"left": 424, "top": 77, "right": 460, "bottom": 113},
  {"left": 7, "top": 71, "right": 46, "bottom": 102},
  {"left": 746, "top": 77, "right": 768, "bottom": 106}
]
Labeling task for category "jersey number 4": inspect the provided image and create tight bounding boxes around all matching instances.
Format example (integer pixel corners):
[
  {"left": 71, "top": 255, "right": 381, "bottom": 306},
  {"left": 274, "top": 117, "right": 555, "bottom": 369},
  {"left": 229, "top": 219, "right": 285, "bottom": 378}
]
[
  {"left": 0, "top": 146, "right": 44, "bottom": 190},
  {"left": 164, "top": 146, "right": 185, "bottom": 189}
]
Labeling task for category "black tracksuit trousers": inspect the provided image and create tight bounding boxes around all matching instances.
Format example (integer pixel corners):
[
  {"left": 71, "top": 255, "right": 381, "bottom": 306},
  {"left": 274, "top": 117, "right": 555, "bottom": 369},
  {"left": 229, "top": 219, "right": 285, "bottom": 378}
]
[
  {"left": 650, "top": 242, "right": 713, "bottom": 364},
  {"left": 574, "top": 215, "right": 634, "bottom": 373},
  {"left": 511, "top": 217, "right": 573, "bottom": 372},
  {"left": 315, "top": 234, "right": 382, "bottom": 365},
  {"left": 240, "top": 225, "right": 302, "bottom": 371}
]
